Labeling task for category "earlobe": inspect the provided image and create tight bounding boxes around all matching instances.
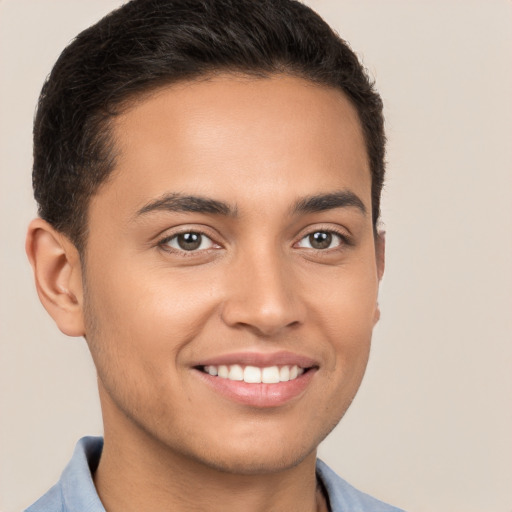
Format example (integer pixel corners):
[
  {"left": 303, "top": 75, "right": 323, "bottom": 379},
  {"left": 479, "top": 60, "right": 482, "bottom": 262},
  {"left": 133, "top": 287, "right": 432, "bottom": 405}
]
[{"left": 25, "top": 218, "right": 85, "bottom": 337}]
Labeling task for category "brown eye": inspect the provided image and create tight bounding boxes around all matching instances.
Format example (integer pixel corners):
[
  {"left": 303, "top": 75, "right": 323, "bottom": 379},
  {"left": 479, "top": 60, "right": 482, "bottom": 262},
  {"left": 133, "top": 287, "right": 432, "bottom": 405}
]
[
  {"left": 297, "top": 230, "right": 342, "bottom": 250},
  {"left": 177, "top": 232, "right": 202, "bottom": 250},
  {"left": 309, "top": 232, "right": 332, "bottom": 249},
  {"left": 164, "top": 232, "right": 215, "bottom": 252}
]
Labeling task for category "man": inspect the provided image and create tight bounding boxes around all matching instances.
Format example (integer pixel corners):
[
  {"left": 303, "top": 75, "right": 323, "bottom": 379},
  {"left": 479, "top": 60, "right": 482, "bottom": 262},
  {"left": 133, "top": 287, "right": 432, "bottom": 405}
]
[{"left": 25, "top": 0, "right": 402, "bottom": 510}]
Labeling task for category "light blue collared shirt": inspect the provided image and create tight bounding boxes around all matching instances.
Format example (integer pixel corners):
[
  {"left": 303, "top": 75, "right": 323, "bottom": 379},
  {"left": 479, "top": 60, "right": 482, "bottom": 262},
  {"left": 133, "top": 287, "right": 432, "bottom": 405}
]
[{"left": 25, "top": 437, "right": 405, "bottom": 512}]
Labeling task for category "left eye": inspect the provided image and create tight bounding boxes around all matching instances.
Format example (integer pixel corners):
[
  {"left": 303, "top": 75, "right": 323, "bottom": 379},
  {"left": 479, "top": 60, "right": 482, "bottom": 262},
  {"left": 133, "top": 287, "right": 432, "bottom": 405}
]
[
  {"left": 163, "top": 232, "right": 215, "bottom": 252},
  {"left": 296, "top": 231, "right": 343, "bottom": 250}
]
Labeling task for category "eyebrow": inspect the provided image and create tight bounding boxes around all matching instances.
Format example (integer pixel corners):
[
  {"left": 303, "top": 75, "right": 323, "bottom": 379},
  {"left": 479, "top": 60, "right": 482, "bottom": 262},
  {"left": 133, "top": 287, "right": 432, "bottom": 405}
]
[
  {"left": 292, "top": 190, "right": 367, "bottom": 216},
  {"left": 136, "top": 193, "right": 236, "bottom": 217},
  {"left": 135, "top": 189, "right": 366, "bottom": 219}
]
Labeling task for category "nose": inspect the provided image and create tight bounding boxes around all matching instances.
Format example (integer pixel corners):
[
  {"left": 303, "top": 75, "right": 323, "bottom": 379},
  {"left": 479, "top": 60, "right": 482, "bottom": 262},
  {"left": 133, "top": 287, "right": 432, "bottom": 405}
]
[{"left": 220, "top": 249, "right": 305, "bottom": 338}]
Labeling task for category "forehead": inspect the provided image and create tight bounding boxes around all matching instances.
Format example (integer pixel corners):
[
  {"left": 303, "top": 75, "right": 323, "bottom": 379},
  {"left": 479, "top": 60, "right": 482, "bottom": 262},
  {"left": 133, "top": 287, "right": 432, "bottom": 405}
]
[{"left": 95, "top": 74, "right": 370, "bottom": 218}]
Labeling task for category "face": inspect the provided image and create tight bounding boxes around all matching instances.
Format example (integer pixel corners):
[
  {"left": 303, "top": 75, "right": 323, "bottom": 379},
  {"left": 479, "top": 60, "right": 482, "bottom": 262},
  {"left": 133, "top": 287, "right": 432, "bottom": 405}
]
[{"left": 82, "top": 74, "right": 382, "bottom": 474}]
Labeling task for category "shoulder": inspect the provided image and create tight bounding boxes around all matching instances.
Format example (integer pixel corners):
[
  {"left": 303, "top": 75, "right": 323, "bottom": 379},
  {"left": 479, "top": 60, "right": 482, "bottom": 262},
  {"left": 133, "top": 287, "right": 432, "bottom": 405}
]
[
  {"left": 316, "top": 459, "right": 406, "bottom": 512},
  {"left": 24, "top": 483, "right": 63, "bottom": 512},
  {"left": 24, "top": 436, "right": 105, "bottom": 512}
]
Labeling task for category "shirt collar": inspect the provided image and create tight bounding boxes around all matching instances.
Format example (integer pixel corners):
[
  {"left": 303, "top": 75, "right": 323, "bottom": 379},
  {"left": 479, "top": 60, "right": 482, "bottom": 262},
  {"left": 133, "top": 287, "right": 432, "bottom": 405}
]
[
  {"left": 56, "top": 436, "right": 399, "bottom": 512},
  {"left": 60, "top": 436, "right": 106, "bottom": 512}
]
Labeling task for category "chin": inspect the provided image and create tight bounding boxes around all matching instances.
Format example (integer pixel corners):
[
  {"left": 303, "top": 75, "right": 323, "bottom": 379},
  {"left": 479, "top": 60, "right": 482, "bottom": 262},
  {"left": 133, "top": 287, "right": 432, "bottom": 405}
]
[
  {"left": 190, "top": 442, "right": 317, "bottom": 476},
  {"left": 161, "top": 417, "right": 334, "bottom": 476}
]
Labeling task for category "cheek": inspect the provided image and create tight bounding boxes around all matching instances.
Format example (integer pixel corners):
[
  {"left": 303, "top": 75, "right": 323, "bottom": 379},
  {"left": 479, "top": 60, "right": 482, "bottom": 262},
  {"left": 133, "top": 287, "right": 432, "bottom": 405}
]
[
  {"left": 82, "top": 258, "right": 220, "bottom": 379},
  {"left": 308, "top": 264, "right": 378, "bottom": 367}
]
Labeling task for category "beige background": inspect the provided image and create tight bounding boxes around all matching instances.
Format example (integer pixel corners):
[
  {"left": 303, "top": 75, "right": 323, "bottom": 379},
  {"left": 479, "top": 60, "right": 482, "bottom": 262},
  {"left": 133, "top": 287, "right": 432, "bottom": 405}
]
[{"left": 1, "top": 1, "right": 511, "bottom": 511}]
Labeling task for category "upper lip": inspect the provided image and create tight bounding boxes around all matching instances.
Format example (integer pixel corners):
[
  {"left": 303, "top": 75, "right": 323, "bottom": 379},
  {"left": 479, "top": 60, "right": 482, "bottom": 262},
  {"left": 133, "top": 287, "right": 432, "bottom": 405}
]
[{"left": 194, "top": 351, "right": 318, "bottom": 369}]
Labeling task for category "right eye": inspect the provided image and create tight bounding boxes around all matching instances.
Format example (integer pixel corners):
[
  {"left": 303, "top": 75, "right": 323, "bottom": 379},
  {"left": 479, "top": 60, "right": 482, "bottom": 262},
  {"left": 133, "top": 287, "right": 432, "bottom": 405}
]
[{"left": 160, "top": 232, "right": 217, "bottom": 252}]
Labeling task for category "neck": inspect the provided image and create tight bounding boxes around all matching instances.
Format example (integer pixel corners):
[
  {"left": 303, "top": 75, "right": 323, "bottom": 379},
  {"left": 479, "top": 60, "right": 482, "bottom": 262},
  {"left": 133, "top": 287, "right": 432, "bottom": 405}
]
[{"left": 94, "top": 410, "right": 326, "bottom": 512}]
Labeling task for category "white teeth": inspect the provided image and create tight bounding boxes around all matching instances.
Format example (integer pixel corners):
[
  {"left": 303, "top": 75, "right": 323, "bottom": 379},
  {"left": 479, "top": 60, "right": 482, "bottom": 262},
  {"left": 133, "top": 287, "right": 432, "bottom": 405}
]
[
  {"left": 279, "top": 366, "right": 290, "bottom": 382},
  {"left": 206, "top": 365, "right": 218, "bottom": 376},
  {"left": 204, "top": 364, "right": 305, "bottom": 383},
  {"left": 228, "top": 364, "right": 244, "bottom": 381},
  {"left": 244, "top": 366, "right": 261, "bottom": 383},
  {"left": 218, "top": 365, "right": 229, "bottom": 378},
  {"left": 261, "top": 366, "right": 280, "bottom": 383}
]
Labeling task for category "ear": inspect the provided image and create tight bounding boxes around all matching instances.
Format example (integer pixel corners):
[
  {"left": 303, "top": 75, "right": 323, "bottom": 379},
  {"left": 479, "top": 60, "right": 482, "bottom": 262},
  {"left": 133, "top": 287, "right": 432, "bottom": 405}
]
[
  {"left": 25, "top": 218, "right": 85, "bottom": 337},
  {"left": 373, "top": 230, "right": 386, "bottom": 325}
]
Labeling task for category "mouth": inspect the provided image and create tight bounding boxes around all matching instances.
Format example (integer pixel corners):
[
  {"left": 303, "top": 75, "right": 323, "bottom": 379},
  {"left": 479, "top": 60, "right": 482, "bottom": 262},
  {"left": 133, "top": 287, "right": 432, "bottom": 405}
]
[
  {"left": 192, "top": 353, "right": 318, "bottom": 408},
  {"left": 198, "top": 364, "right": 306, "bottom": 384}
]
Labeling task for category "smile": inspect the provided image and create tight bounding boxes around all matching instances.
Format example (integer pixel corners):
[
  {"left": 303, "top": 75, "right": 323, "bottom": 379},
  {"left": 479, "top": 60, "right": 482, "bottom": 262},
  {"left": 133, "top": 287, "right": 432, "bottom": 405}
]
[
  {"left": 202, "top": 364, "right": 305, "bottom": 384},
  {"left": 194, "top": 353, "right": 317, "bottom": 408}
]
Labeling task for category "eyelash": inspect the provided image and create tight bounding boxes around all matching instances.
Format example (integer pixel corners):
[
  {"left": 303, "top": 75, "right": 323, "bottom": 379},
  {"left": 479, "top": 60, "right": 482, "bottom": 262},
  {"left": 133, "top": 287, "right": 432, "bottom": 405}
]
[
  {"left": 296, "top": 228, "right": 352, "bottom": 251},
  {"left": 157, "top": 227, "right": 352, "bottom": 255},
  {"left": 158, "top": 229, "right": 220, "bottom": 255}
]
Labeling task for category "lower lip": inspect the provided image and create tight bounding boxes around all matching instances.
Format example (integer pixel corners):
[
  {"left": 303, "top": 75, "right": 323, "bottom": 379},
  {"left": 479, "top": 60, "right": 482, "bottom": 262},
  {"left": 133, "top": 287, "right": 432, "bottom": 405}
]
[{"left": 194, "top": 368, "right": 317, "bottom": 408}]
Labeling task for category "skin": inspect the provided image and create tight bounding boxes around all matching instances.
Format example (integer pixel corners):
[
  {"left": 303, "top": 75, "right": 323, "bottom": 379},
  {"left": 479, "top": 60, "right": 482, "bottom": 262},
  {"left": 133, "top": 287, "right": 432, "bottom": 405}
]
[{"left": 26, "top": 74, "right": 384, "bottom": 512}]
